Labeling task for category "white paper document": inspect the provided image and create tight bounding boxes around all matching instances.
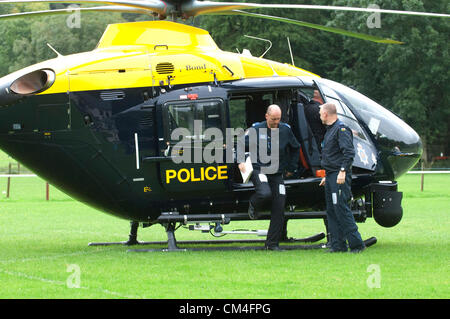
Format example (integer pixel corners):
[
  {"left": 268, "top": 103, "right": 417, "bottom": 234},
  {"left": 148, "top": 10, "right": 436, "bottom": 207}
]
[{"left": 240, "top": 156, "right": 253, "bottom": 183}]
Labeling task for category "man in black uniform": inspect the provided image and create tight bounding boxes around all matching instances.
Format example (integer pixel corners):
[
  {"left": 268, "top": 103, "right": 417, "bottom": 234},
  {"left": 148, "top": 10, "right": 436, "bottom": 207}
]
[
  {"left": 238, "top": 104, "right": 301, "bottom": 250},
  {"left": 304, "top": 96, "right": 326, "bottom": 153},
  {"left": 297, "top": 90, "right": 325, "bottom": 153},
  {"left": 319, "top": 103, "right": 365, "bottom": 253}
]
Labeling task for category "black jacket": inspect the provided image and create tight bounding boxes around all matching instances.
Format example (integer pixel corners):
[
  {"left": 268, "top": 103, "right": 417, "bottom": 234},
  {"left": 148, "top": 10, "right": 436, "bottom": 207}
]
[
  {"left": 321, "top": 119, "right": 355, "bottom": 173},
  {"left": 240, "top": 121, "right": 301, "bottom": 174},
  {"left": 304, "top": 100, "right": 326, "bottom": 149}
]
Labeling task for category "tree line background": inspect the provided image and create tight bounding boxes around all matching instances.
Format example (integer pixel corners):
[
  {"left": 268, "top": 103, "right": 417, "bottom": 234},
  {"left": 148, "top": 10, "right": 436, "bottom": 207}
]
[{"left": 0, "top": 0, "right": 448, "bottom": 167}]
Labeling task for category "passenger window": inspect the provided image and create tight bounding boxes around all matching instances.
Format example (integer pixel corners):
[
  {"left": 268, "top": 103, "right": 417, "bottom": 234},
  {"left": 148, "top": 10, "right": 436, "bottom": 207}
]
[
  {"left": 164, "top": 99, "right": 224, "bottom": 143},
  {"left": 167, "top": 104, "right": 195, "bottom": 134},
  {"left": 198, "top": 101, "right": 223, "bottom": 130}
]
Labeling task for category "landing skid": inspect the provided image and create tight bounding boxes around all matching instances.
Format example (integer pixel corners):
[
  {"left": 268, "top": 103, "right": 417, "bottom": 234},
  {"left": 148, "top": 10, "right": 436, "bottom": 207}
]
[
  {"left": 129, "top": 243, "right": 327, "bottom": 252},
  {"left": 129, "top": 232, "right": 328, "bottom": 252},
  {"left": 130, "top": 232, "right": 325, "bottom": 245},
  {"left": 89, "top": 221, "right": 376, "bottom": 252},
  {"left": 88, "top": 221, "right": 326, "bottom": 247},
  {"left": 88, "top": 221, "right": 141, "bottom": 247},
  {"left": 128, "top": 235, "right": 377, "bottom": 253}
]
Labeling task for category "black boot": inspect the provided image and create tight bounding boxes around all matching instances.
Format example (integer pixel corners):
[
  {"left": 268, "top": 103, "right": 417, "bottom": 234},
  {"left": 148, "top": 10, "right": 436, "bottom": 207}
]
[{"left": 248, "top": 202, "right": 259, "bottom": 220}]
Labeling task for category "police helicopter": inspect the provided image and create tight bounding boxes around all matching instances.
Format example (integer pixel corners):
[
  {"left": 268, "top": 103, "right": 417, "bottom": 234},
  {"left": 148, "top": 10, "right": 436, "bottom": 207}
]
[{"left": 0, "top": 0, "right": 445, "bottom": 251}]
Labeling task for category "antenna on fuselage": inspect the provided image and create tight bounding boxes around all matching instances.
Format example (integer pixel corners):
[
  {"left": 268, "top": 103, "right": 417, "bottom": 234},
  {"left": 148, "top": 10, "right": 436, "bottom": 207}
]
[
  {"left": 287, "top": 37, "right": 295, "bottom": 66},
  {"left": 46, "top": 43, "right": 63, "bottom": 58}
]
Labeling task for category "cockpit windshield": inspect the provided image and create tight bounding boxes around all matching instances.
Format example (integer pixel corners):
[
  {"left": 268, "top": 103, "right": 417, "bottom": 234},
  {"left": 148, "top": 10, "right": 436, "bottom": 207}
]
[{"left": 318, "top": 79, "right": 421, "bottom": 154}]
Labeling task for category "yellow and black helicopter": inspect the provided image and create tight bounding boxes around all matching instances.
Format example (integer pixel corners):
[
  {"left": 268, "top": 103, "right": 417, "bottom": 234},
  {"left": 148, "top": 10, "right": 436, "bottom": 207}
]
[{"left": 0, "top": 1, "right": 446, "bottom": 251}]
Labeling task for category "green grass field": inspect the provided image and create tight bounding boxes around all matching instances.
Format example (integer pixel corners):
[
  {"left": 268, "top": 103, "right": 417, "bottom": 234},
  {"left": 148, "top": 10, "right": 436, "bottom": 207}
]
[{"left": 0, "top": 157, "right": 448, "bottom": 298}]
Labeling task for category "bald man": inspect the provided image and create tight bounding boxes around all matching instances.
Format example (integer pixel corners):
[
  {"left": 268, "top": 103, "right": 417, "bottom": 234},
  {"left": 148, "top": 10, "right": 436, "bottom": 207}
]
[
  {"left": 239, "top": 104, "right": 300, "bottom": 250},
  {"left": 319, "top": 103, "right": 365, "bottom": 253}
]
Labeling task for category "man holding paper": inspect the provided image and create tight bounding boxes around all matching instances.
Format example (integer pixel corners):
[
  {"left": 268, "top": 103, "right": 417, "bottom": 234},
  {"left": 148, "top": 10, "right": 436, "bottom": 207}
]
[{"left": 238, "top": 104, "right": 301, "bottom": 250}]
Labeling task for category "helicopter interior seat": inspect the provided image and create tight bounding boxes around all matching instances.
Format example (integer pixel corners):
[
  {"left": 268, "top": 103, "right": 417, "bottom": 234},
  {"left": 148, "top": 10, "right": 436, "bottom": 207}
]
[{"left": 294, "top": 101, "right": 322, "bottom": 178}]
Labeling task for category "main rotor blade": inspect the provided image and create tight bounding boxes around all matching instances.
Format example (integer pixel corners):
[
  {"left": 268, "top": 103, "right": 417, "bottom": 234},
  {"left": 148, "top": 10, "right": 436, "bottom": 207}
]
[
  {"left": 1, "top": 1, "right": 447, "bottom": 19},
  {"left": 0, "top": 0, "right": 168, "bottom": 14},
  {"left": 183, "top": 1, "right": 450, "bottom": 18},
  {"left": 225, "top": 10, "right": 403, "bottom": 44},
  {"left": 0, "top": 5, "right": 151, "bottom": 19}
]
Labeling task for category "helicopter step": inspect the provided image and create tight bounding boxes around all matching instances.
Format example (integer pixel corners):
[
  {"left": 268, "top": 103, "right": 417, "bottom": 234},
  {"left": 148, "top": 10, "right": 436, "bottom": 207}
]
[{"left": 153, "top": 210, "right": 366, "bottom": 223}]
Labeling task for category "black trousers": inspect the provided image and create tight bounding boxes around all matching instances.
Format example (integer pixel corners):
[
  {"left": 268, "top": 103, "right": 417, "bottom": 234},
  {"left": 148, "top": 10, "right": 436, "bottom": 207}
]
[
  {"left": 250, "top": 170, "right": 285, "bottom": 247},
  {"left": 324, "top": 171, "right": 364, "bottom": 251}
]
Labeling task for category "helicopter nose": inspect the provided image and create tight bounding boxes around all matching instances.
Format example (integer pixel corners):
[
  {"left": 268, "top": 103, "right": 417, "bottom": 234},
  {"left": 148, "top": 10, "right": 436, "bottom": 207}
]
[
  {"left": 360, "top": 103, "right": 423, "bottom": 179},
  {"left": 315, "top": 78, "right": 423, "bottom": 180},
  {"left": 380, "top": 125, "right": 423, "bottom": 179}
]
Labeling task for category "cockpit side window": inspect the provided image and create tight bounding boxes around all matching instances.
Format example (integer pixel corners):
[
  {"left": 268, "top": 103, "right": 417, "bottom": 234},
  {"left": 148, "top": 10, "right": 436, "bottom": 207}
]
[
  {"left": 338, "top": 116, "right": 369, "bottom": 142},
  {"left": 323, "top": 95, "right": 345, "bottom": 116},
  {"left": 319, "top": 83, "right": 369, "bottom": 143}
]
